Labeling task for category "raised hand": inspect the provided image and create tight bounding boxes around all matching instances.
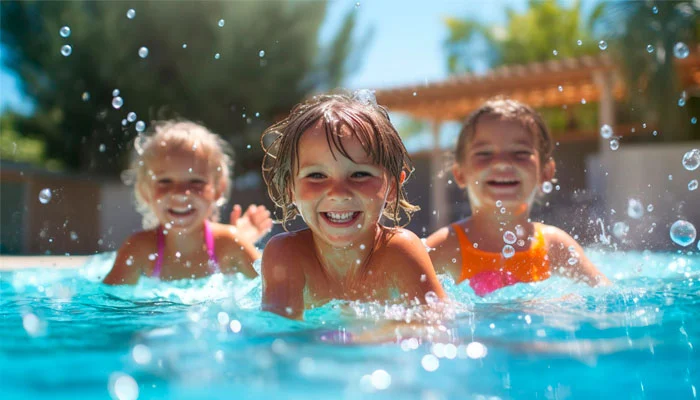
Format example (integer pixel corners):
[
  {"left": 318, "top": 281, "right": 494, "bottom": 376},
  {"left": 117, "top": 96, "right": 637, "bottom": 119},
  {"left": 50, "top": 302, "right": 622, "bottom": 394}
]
[{"left": 230, "top": 204, "right": 273, "bottom": 244}]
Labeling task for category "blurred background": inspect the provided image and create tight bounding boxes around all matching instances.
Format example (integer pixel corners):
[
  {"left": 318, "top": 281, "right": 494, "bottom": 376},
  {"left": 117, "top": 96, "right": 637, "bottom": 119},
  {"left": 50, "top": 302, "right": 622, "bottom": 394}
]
[{"left": 1, "top": 0, "right": 699, "bottom": 256}]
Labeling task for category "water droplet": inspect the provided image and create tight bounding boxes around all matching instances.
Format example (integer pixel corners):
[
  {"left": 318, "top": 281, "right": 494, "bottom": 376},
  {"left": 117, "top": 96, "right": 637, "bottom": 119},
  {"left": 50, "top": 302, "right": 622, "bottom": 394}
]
[
  {"left": 60, "top": 45, "right": 72, "bottom": 56},
  {"left": 218, "top": 19, "right": 225, "bottom": 27},
  {"left": 230, "top": 319, "right": 242, "bottom": 333},
  {"left": 627, "top": 198, "right": 644, "bottom": 219},
  {"left": 214, "top": 53, "right": 221, "bottom": 60},
  {"left": 112, "top": 96, "right": 124, "bottom": 109},
  {"left": 609, "top": 139, "right": 619, "bottom": 151},
  {"left": 38, "top": 188, "right": 52, "bottom": 204},
  {"left": 70, "top": 231, "right": 78, "bottom": 241},
  {"left": 542, "top": 181, "right": 553, "bottom": 193},
  {"left": 135, "top": 121, "right": 146, "bottom": 133},
  {"left": 127, "top": 112, "right": 137, "bottom": 122},
  {"left": 682, "top": 149, "right": 700, "bottom": 171},
  {"left": 646, "top": 44, "right": 654, "bottom": 53},
  {"left": 613, "top": 221, "right": 629, "bottom": 238},
  {"left": 182, "top": 43, "right": 187, "bottom": 49},
  {"left": 121, "top": 119, "right": 128, "bottom": 126},
  {"left": 355, "top": 2, "right": 361, "bottom": 7},
  {"left": 503, "top": 231, "right": 517, "bottom": 245},
  {"left": 502, "top": 245, "right": 515, "bottom": 258},
  {"left": 138, "top": 46, "right": 149, "bottom": 58},
  {"left": 558, "top": 85, "right": 563, "bottom": 92},
  {"left": 466, "top": 342, "right": 487, "bottom": 359},
  {"left": 567, "top": 257, "right": 578, "bottom": 265},
  {"left": 647, "top": 204, "right": 654, "bottom": 212},
  {"left": 99, "top": 144, "right": 106, "bottom": 152},
  {"left": 652, "top": 6, "right": 658, "bottom": 14},
  {"left": 259, "top": 50, "right": 265, "bottom": 58},
  {"left": 600, "top": 124, "right": 613, "bottom": 139},
  {"left": 109, "top": 373, "right": 139, "bottom": 400},
  {"left": 370, "top": 369, "right": 391, "bottom": 390},
  {"left": 679, "top": 98, "right": 686, "bottom": 107},
  {"left": 495, "top": 200, "right": 502, "bottom": 207},
  {"left": 552, "top": 49, "right": 558, "bottom": 56},
  {"left": 126, "top": 9, "right": 136, "bottom": 19},
  {"left": 598, "top": 40, "right": 608, "bottom": 50},
  {"left": 692, "top": 117, "right": 697, "bottom": 125},
  {"left": 354, "top": 89, "right": 376, "bottom": 105},
  {"left": 132, "top": 344, "right": 151, "bottom": 365},
  {"left": 81, "top": 92, "right": 90, "bottom": 101},
  {"left": 421, "top": 354, "right": 439, "bottom": 371},
  {"left": 674, "top": 42, "right": 689, "bottom": 59},
  {"left": 670, "top": 220, "right": 696, "bottom": 247},
  {"left": 689, "top": 179, "right": 698, "bottom": 191},
  {"left": 59, "top": 26, "right": 71, "bottom": 38},
  {"left": 500, "top": 207, "right": 506, "bottom": 214},
  {"left": 425, "top": 291, "right": 439, "bottom": 305}
]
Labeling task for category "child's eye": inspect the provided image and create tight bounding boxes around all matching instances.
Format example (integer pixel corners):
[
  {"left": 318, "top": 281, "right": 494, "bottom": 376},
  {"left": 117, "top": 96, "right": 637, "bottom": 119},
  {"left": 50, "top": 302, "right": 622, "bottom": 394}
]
[
  {"left": 306, "top": 172, "right": 326, "bottom": 179},
  {"left": 352, "top": 171, "right": 373, "bottom": 178},
  {"left": 157, "top": 178, "right": 173, "bottom": 185},
  {"left": 474, "top": 151, "right": 492, "bottom": 158},
  {"left": 514, "top": 151, "right": 533, "bottom": 158},
  {"left": 190, "top": 179, "right": 207, "bottom": 185}
]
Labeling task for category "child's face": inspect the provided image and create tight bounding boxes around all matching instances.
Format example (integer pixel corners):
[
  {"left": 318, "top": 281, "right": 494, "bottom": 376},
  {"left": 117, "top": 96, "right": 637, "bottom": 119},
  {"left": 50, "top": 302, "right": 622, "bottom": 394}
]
[
  {"left": 291, "top": 122, "right": 394, "bottom": 248},
  {"left": 140, "top": 146, "right": 220, "bottom": 232},
  {"left": 453, "top": 116, "right": 552, "bottom": 213}
]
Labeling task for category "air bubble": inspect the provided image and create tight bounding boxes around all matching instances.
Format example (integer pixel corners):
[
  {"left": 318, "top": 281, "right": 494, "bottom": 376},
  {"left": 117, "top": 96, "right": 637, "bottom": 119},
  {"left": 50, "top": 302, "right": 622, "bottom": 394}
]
[
  {"left": 646, "top": 44, "right": 654, "bottom": 53},
  {"left": 610, "top": 139, "right": 619, "bottom": 151},
  {"left": 135, "top": 121, "right": 146, "bottom": 132},
  {"left": 81, "top": 92, "right": 90, "bottom": 101},
  {"left": 689, "top": 179, "right": 698, "bottom": 191},
  {"left": 60, "top": 45, "right": 72, "bottom": 56},
  {"left": 126, "top": 9, "right": 136, "bottom": 19},
  {"left": 214, "top": 53, "right": 221, "bottom": 60},
  {"left": 218, "top": 19, "right": 225, "bottom": 27},
  {"left": 127, "top": 112, "right": 137, "bottom": 122},
  {"left": 259, "top": 50, "right": 266, "bottom": 58},
  {"left": 59, "top": 26, "right": 71, "bottom": 38},
  {"left": 670, "top": 220, "right": 696, "bottom": 247},
  {"left": 627, "top": 198, "right": 644, "bottom": 219},
  {"left": 138, "top": 47, "right": 149, "bottom": 58},
  {"left": 613, "top": 221, "right": 629, "bottom": 238},
  {"left": 598, "top": 40, "right": 608, "bottom": 50}
]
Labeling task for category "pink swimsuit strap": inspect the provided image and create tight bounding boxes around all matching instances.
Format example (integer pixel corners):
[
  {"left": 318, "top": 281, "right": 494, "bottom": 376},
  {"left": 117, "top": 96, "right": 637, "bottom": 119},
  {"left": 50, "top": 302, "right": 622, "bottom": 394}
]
[{"left": 151, "top": 220, "right": 220, "bottom": 279}]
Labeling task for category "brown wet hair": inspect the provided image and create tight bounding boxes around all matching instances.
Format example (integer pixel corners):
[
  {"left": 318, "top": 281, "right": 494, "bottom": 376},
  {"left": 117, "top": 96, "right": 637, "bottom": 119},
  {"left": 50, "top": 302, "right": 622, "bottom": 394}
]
[
  {"left": 261, "top": 91, "right": 418, "bottom": 227},
  {"left": 455, "top": 98, "right": 554, "bottom": 164}
]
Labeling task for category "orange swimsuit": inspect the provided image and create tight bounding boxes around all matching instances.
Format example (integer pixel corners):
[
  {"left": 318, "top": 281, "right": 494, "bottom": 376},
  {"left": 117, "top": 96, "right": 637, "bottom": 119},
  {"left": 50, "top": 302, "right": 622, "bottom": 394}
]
[{"left": 451, "top": 223, "right": 551, "bottom": 296}]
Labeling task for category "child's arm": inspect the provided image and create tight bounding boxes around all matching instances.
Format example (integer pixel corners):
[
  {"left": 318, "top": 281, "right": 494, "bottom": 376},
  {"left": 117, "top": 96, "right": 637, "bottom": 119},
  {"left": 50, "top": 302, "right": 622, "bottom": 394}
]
[
  {"left": 229, "top": 204, "right": 273, "bottom": 245},
  {"left": 543, "top": 225, "right": 611, "bottom": 286},
  {"left": 261, "top": 234, "right": 306, "bottom": 319},
  {"left": 218, "top": 233, "right": 260, "bottom": 278},
  {"left": 103, "top": 233, "right": 148, "bottom": 285},
  {"left": 386, "top": 230, "right": 446, "bottom": 302},
  {"left": 425, "top": 226, "right": 462, "bottom": 278}
]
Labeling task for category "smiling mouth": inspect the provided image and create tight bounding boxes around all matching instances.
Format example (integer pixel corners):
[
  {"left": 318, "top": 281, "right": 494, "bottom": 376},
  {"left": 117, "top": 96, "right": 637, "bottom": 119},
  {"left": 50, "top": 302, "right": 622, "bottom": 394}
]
[
  {"left": 321, "top": 211, "right": 361, "bottom": 225},
  {"left": 168, "top": 207, "right": 195, "bottom": 217},
  {"left": 486, "top": 178, "right": 520, "bottom": 188}
]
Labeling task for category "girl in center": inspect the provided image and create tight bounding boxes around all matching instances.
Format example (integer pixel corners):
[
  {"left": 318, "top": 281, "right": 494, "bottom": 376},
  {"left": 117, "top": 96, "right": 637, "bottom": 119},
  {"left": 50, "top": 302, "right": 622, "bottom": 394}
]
[{"left": 260, "top": 92, "right": 445, "bottom": 319}]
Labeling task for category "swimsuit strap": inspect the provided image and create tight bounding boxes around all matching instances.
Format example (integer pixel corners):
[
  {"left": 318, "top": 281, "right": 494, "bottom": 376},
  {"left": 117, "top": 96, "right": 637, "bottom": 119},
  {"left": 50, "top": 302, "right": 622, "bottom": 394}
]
[
  {"left": 203, "top": 220, "right": 220, "bottom": 273},
  {"left": 150, "top": 221, "right": 220, "bottom": 279},
  {"left": 152, "top": 227, "right": 165, "bottom": 278}
]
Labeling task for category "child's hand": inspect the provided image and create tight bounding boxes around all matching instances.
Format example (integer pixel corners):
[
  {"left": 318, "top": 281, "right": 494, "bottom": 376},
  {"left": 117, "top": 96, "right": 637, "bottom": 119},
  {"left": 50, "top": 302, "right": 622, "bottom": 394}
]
[{"left": 230, "top": 204, "right": 273, "bottom": 244}]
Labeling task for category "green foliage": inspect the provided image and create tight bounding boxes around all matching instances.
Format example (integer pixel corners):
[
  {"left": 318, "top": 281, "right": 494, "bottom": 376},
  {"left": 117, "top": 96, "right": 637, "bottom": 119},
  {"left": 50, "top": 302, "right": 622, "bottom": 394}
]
[
  {"left": 590, "top": 1, "right": 699, "bottom": 141},
  {"left": 444, "top": 0, "right": 598, "bottom": 74},
  {"left": 1, "top": 0, "right": 361, "bottom": 175},
  {"left": 0, "top": 112, "right": 51, "bottom": 167}
]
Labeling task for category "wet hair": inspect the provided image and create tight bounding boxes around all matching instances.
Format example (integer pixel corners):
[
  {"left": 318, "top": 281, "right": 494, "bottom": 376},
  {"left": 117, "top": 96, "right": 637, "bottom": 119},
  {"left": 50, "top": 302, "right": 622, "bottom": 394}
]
[
  {"left": 455, "top": 98, "right": 554, "bottom": 164},
  {"left": 128, "top": 120, "right": 234, "bottom": 229},
  {"left": 261, "top": 91, "right": 418, "bottom": 227}
]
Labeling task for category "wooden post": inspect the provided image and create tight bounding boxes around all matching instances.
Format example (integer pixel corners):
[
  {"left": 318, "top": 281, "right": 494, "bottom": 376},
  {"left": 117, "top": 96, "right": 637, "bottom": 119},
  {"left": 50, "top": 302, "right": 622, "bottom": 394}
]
[
  {"left": 593, "top": 70, "right": 615, "bottom": 151},
  {"left": 429, "top": 120, "right": 449, "bottom": 232}
]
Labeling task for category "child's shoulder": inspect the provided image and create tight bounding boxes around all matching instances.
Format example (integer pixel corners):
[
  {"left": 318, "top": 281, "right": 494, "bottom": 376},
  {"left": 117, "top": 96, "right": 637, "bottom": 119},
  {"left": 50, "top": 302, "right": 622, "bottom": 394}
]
[
  {"left": 537, "top": 223, "right": 576, "bottom": 247},
  {"left": 120, "top": 229, "right": 157, "bottom": 255},
  {"left": 425, "top": 218, "right": 467, "bottom": 249},
  {"left": 262, "top": 229, "right": 314, "bottom": 259},
  {"left": 374, "top": 227, "right": 431, "bottom": 269}
]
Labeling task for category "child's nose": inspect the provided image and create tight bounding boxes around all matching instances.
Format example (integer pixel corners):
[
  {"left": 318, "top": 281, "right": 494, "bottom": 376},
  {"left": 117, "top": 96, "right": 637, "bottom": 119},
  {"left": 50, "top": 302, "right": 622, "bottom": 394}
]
[{"left": 326, "top": 181, "right": 352, "bottom": 201}]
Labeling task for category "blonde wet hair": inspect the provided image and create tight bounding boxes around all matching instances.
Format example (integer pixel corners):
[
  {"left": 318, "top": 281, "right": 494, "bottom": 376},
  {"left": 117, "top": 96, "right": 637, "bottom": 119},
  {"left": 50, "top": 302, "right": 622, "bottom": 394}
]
[
  {"left": 127, "top": 120, "right": 233, "bottom": 229},
  {"left": 261, "top": 91, "right": 418, "bottom": 228}
]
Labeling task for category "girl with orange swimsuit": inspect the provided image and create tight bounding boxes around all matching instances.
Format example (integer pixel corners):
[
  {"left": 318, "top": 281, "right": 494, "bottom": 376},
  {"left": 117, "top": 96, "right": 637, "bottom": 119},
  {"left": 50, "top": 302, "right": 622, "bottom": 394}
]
[{"left": 426, "top": 99, "right": 610, "bottom": 296}]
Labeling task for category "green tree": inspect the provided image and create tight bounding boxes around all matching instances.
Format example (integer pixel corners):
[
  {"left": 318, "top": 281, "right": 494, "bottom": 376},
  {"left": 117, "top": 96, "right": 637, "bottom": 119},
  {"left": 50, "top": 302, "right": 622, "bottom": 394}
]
[
  {"left": 590, "top": 1, "right": 699, "bottom": 141},
  {"left": 444, "top": 0, "right": 598, "bottom": 74},
  {"left": 1, "top": 1, "right": 362, "bottom": 175}
]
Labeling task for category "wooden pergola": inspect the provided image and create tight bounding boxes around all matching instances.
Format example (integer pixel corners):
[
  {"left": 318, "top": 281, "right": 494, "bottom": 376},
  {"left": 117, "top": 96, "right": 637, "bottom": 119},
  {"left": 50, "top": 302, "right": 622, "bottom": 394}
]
[{"left": 375, "top": 50, "right": 700, "bottom": 229}]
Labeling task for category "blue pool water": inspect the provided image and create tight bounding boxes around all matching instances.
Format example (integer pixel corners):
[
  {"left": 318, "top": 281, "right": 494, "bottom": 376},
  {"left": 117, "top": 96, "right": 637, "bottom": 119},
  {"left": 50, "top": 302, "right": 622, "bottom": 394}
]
[{"left": 1, "top": 251, "right": 699, "bottom": 399}]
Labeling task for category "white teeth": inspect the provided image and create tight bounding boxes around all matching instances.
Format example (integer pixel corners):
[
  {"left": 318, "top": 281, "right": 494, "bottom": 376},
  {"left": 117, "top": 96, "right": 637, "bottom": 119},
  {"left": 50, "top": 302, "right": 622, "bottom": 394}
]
[{"left": 326, "top": 212, "right": 355, "bottom": 222}]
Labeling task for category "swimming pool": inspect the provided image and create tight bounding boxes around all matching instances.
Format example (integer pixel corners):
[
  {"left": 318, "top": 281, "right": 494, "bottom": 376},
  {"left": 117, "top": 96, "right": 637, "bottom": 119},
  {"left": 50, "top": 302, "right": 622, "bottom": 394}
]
[{"left": 1, "top": 250, "right": 698, "bottom": 399}]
